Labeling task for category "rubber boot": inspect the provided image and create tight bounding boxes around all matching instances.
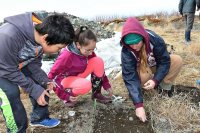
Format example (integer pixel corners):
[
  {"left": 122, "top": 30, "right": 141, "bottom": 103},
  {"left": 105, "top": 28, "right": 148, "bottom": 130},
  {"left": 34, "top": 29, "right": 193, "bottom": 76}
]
[
  {"left": 91, "top": 74, "right": 111, "bottom": 104},
  {"left": 157, "top": 81, "right": 174, "bottom": 97}
]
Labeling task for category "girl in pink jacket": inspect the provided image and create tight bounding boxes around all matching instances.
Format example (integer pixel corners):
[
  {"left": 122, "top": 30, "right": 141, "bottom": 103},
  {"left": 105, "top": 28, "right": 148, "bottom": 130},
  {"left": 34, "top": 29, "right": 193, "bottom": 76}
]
[{"left": 48, "top": 26, "right": 113, "bottom": 107}]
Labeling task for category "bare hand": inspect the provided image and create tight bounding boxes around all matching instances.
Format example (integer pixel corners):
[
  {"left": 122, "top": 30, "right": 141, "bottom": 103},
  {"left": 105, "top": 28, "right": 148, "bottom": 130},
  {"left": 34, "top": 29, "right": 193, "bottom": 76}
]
[
  {"left": 69, "top": 96, "right": 78, "bottom": 102},
  {"left": 46, "top": 82, "right": 56, "bottom": 91},
  {"left": 37, "top": 90, "right": 50, "bottom": 106},
  {"left": 106, "top": 88, "right": 113, "bottom": 97},
  {"left": 135, "top": 107, "right": 147, "bottom": 122},
  {"left": 143, "top": 80, "right": 155, "bottom": 90}
]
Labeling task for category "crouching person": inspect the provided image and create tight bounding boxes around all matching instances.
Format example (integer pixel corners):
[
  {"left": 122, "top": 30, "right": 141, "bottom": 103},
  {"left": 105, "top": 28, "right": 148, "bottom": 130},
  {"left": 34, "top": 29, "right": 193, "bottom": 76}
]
[
  {"left": 120, "top": 17, "right": 182, "bottom": 122},
  {"left": 0, "top": 12, "right": 75, "bottom": 132},
  {"left": 48, "top": 26, "right": 113, "bottom": 107}
]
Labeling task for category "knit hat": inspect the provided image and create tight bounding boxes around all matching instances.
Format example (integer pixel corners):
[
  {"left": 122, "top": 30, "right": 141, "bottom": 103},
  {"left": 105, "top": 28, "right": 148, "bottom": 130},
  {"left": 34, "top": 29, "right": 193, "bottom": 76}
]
[{"left": 124, "top": 33, "right": 143, "bottom": 45}]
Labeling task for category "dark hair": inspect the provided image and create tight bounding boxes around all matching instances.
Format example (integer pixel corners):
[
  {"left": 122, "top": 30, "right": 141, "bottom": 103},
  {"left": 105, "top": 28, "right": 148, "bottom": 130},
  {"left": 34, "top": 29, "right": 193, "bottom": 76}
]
[
  {"left": 35, "top": 14, "right": 75, "bottom": 45},
  {"left": 74, "top": 26, "right": 97, "bottom": 46}
]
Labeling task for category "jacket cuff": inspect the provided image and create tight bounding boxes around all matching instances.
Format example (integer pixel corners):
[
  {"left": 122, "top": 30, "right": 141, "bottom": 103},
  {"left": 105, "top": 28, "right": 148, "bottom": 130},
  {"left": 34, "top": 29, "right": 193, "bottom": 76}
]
[
  {"left": 134, "top": 103, "right": 144, "bottom": 108},
  {"left": 30, "top": 84, "right": 44, "bottom": 100},
  {"left": 103, "top": 84, "right": 111, "bottom": 90},
  {"left": 48, "top": 73, "right": 54, "bottom": 80},
  {"left": 152, "top": 78, "right": 159, "bottom": 87}
]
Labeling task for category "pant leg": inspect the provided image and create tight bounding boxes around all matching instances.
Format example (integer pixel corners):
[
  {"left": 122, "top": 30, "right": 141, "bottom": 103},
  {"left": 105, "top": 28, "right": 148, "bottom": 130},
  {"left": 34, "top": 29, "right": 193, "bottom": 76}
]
[
  {"left": 61, "top": 76, "right": 92, "bottom": 96},
  {"left": 21, "top": 67, "right": 49, "bottom": 123},
  {"left": 78, "top": 57, "right": 104, "bottom": 78},
  {"left": 0, "top": 78, "right": 27, "bottom": 133},
  {"left": 29, "top": 95, "right": 49, "bottom": 122},
  {"left": 186, "top": 13, "right": 195, "bottom": 32},
  {"left": 139, "top": 54, "right": 182, "bottom": 90},
  {"left": 138, "top": 66, "right": 155, "bottom": 86},
  {"left": 162, "top": 54, "right": 183, "bottom": 84}
]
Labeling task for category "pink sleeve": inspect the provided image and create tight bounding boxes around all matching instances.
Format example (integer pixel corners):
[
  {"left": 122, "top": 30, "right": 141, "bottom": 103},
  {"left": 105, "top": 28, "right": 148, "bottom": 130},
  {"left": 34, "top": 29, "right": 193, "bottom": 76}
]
[{"left": 48, "top": 50, "right": 72, "bottom": 80}]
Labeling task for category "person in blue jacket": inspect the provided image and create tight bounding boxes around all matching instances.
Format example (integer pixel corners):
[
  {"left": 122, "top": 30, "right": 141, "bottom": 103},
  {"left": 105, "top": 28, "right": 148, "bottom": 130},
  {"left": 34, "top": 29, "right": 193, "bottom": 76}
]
[
  {"left": 120, "top": 17, "right": 183, "bottom": 122},
  {"left": 0, "top": 12, "right": 75, "bottom": 132}
]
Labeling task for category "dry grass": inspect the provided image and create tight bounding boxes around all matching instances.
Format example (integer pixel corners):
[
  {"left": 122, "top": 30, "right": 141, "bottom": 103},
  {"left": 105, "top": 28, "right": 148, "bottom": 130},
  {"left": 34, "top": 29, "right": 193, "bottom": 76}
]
[{"left": 146, "top": 93, "right": 200, "bottom": 133}]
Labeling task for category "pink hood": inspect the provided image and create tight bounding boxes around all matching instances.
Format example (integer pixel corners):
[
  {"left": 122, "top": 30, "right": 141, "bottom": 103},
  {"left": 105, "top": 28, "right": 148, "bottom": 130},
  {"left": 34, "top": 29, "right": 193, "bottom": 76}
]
[
  {"left": 121, "top": 17, "right": 152, "bottom": 60},
  {"left": 121, "top": 17, "right": 150, "bottom": 46}
]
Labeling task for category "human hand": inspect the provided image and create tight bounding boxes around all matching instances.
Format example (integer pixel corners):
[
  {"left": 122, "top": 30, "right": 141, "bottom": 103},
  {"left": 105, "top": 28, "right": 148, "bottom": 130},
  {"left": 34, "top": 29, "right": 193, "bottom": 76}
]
[
  {"left": 143, "top": 80, "right": 155, "bottom": 90},
  {"left": 135, "top": 107, "right": 147, "bottom": 122},
  {"left": 37, "top": 90, "right": 50, "bottom": 106},
  {"left": 69, "top": 96, "right": 78, "bottom": 102},
  {"left": 46, "top": 82, "right": 56, "bottom": 91},
  {"left": 106, "top": 88, "right": 113, "bottom": 97}
]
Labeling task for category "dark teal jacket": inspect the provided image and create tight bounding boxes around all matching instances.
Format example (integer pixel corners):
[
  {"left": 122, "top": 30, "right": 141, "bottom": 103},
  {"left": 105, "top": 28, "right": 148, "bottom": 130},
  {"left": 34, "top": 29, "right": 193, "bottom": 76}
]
[{"left": 179, "top": 0, "right": 200, "bottom": 14}]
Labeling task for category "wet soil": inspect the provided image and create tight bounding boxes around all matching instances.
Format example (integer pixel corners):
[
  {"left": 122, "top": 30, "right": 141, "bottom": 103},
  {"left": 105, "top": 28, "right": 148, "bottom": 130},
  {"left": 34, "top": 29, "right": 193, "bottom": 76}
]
[
  {"left": 32, "top": 97, "right": 154, "bottom": 133},
  {"left": 93, "top": 107, "right": 153, "bottom": 133}
]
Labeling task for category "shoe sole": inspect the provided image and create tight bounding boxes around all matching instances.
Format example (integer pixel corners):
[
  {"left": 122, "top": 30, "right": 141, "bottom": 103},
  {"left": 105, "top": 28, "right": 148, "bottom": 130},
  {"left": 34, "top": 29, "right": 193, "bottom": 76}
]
[
  {"left": 95, "top": 99, "right": 112, "bottom": 104},
  {"left": 30, "top": 121, "right": 60, "bottom": 128}
]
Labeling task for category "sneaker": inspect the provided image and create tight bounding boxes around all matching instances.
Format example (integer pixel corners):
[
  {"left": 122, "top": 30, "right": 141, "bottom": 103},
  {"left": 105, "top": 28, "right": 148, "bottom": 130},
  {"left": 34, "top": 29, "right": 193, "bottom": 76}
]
[
  {"left": 166, "top": 87, "right": 174, "bottom": 97},
  {"left": 184, "top": 40, "right": 191, "bottom": 45},
  {"left": 30, "top": 118, "right": 60, "bottom": 128},
  {"left": 156, "top": 85, "right": 174, "bottom": 97}
]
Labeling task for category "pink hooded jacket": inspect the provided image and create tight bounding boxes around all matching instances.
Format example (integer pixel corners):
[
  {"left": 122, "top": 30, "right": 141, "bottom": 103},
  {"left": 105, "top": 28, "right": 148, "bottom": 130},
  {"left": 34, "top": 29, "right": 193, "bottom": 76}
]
[{"left": 48, "top": 46, "right": 111, "bottom": 90}]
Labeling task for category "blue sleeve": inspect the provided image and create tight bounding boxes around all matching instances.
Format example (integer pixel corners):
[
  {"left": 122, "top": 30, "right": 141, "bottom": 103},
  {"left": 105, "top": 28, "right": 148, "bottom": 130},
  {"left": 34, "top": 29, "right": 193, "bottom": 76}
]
[
  {"left": 150, "top": 33, "right": 170, "bottom": 83},
  {"left": 121, "top": 47, "right": 143, "bottom": 104}
]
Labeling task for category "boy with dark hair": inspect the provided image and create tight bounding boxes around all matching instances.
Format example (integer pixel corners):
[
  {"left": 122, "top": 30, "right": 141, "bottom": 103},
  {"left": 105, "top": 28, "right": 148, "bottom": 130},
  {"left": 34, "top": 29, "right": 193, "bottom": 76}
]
[{"left": 0, "top": 12, "right": 75, "bottom": 132}]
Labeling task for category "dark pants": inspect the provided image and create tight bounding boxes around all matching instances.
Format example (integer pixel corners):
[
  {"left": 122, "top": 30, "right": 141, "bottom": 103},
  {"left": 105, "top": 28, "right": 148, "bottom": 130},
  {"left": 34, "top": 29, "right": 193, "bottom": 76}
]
[
  {"left": 21, "top": 67, "right": 49, "bottom": 123},
  {"left": 0, "top": 78, "right": 27, "bottom": 133},
  {"left": 0, "top": 67, "right": 49, "bottom": 133},
  {"left": 184, "top": 13, "right": 195, "bottom": 41}
]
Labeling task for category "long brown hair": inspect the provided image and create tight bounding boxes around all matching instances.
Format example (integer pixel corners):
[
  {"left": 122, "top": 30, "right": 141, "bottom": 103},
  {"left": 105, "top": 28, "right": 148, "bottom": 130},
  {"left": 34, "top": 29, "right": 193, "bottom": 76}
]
[{"left": 139, "top": 44, "right": 148, "bottom": 73}]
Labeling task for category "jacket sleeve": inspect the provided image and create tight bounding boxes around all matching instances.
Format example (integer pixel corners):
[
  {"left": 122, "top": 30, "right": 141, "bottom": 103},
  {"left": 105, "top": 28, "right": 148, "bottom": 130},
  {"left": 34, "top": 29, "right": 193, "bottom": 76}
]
[
  {"left": 121, "top": 47, "right": 143, "bottom": 104},
  {"left": 179, "top": 0, "right": 184, "bottom": 14},
  {"left": 48, "top": 50, "right": 72, "bottom": 80},
  {"left": 26, "top": 55, "right": 50, "bottom": 87},
  {"left": 89, "top": 52, "right": 111, "bottom": 90},
  {"left": 197, "top": 0, "right": 200, "bottom": 9},
  {"left": 0, "top": 35, "right": 44, "bottom": 100},
  {"left": 151, "top": 34, "right": 170, "bottom": 84}
]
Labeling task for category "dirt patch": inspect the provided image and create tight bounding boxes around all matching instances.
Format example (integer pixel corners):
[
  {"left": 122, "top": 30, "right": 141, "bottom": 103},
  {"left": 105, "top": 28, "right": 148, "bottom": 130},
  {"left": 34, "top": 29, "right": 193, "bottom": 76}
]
[
  {"left": 31, "top": 94, "right": 154, "bottom": 133},
  {"left": 93, "top": 106, "right": 153, "bottom": 133}
]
